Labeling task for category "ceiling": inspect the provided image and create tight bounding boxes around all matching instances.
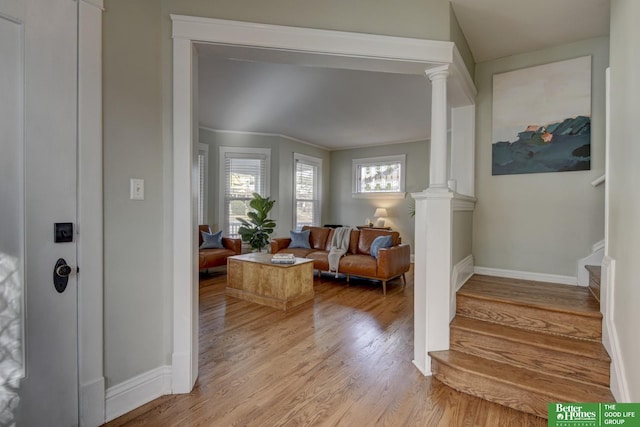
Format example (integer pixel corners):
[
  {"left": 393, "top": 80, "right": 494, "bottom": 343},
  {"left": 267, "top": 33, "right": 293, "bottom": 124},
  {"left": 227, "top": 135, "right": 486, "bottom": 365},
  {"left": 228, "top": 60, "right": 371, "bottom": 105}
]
[
  {"left": 450, "top": 0, "right": 610, "bottom": 63},
  {"left": 197, "top": 45, "right": 431, "bottom": 150},
  {"left": 197, "top": 1, "right": 610, "bottom": 150}
]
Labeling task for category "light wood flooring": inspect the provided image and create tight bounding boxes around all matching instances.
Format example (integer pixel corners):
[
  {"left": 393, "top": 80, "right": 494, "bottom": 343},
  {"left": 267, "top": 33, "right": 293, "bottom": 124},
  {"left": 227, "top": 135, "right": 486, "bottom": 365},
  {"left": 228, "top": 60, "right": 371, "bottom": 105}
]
[{"left": 104, "top": 267, "right": 545, "bottom": 426}]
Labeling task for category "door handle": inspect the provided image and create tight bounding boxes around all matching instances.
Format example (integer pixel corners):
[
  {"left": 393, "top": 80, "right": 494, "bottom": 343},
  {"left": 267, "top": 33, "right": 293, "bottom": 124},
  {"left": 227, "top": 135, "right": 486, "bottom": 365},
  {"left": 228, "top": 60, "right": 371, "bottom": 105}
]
[{"left": 53, "top": 258, "right": 73, "bottom": 293}]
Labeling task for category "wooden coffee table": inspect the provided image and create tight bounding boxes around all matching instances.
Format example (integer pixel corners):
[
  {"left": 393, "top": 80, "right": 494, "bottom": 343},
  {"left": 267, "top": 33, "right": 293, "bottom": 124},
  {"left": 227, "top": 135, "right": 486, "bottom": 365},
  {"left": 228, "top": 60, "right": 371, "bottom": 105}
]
[{"left": 226, "top": 253, "right": 314, "bottom": 311}]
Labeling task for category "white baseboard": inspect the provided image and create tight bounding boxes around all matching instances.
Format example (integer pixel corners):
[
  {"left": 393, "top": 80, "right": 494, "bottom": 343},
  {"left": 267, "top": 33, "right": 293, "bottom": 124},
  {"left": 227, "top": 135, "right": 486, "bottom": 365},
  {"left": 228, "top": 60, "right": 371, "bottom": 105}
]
[
  {"left": 474, "top": 266, "right": 577, "bottom": 286},
  {"left": 412, "top": 359, "right": 432, "bottom": 377},
  {"left": 105, "top": 365, "right": 172, "bottom": 422},
  {"left": 80, "top": 377, "right": 105, "bottom": 427},
  {"left": 451, "top": 255, "right": 474, "bottom": 321},
  {"left": 601, "top": 257, "right": 630, "bottom": 402}
]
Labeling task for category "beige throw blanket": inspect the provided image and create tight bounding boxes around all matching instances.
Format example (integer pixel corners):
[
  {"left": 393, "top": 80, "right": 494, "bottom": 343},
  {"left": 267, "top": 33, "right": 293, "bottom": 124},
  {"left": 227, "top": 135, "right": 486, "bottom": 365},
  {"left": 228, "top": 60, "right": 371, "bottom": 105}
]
[{"left": 328, "top": 227, "right": 351, "bottom": 276}]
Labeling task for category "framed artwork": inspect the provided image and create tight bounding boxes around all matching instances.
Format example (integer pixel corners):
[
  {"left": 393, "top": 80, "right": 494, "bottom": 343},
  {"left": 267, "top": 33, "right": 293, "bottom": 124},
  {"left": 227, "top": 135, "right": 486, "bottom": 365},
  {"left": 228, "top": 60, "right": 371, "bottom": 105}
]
[{"left": 492, "top": 56, "right": 592, "bottom": 175}]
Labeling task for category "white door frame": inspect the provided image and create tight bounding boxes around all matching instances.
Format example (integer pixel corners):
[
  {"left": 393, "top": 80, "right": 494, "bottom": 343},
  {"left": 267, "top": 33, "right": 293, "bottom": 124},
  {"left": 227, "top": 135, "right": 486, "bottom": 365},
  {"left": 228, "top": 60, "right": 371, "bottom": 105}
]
[
  {"left": 78, "top": 0, "right": 105, "bottom": 425},
  {"left": 170, "top": 14, "right": 476, "bottom": 392}
]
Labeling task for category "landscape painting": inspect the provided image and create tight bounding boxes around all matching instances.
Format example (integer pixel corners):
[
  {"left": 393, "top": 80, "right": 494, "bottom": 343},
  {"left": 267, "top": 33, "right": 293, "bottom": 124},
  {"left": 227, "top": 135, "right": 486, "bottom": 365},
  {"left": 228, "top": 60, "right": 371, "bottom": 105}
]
[{"left": 492, "top": 56, "right": 592, "bottom": 175}]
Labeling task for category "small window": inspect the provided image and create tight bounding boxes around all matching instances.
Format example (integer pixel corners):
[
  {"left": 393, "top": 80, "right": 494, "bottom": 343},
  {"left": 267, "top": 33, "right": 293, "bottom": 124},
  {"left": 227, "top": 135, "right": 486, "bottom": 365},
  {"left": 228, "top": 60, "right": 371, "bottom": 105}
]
[
  {"left": 352, "top": 154, "right": 406, "bottom": 198},
  {"left": 219, "top": 147, "right": 271, "bottom": 237},
  {"left": 294, "top": 153, "right": 322, "bottom": 230}
]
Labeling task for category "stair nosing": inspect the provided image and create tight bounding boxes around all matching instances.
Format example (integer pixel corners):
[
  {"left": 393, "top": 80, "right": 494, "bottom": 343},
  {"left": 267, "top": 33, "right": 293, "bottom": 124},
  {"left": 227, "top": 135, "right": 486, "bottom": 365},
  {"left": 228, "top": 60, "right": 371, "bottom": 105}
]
[
  {"left": 430, "top": 350, "right": 612, "bottom": 402},
  {"left": 451, "top": 317, "right": 611, "bottom": 362},
  {"left": 457, "top": 290, "right": 603, "bottom": 319},
  {"left": 450, "top": 347, "right": 611, "bottom": 390},
  {"left": 456, "top": 312, "right": 602, "bottom": 342}
]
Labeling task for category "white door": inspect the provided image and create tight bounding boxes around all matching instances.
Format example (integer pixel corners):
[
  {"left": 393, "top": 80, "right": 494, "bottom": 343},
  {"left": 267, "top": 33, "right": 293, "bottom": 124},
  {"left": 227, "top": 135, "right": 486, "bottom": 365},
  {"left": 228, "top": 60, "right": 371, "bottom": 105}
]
[{"left": 0, "top": 0, "right": 80, "bottom": 425}]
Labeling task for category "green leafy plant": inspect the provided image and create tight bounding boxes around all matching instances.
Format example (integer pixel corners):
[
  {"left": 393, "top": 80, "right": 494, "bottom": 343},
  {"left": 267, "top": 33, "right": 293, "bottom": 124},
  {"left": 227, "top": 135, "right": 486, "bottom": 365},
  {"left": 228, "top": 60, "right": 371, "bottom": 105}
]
[{"left": 237, "top": 193, "right": 276, "bottom": 252}]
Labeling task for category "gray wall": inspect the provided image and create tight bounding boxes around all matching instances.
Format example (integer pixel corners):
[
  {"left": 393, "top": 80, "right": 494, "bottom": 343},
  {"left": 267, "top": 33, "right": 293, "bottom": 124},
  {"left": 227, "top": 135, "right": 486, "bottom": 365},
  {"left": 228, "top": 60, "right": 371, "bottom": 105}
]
[
  {"left": 162, "top": 0, "right": 451, "bottom": 41},
  {"left": 449, "top": 5, "right": 475, "bottom": 78},
  {"left": 199, "top": 129, "right": 331, "bottom": 238},
  {"left": 103, "top": 0, "right": 451, "bottom": 389},
  {"left": 473, "top": 37, "right": 609, "bottom": 277},
  {"left": 609, "top": 0, "right": 640, "bottom": 400},
  {"left": 103, "top": 0, "right": 165, "bottom": 387},
  {"left": 328, "top": 141, "right": 430, "bottom": 252}
]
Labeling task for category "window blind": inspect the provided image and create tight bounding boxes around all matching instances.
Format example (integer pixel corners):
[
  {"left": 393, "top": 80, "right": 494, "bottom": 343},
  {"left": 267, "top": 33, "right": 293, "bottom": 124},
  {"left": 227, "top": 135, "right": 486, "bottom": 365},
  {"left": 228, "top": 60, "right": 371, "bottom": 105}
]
[
  {"left": 294, "top": 156, "right": 321, "bottom": 230},
  {"left": 197, "top": 152, "right": 207, "bottom": 225},
  {"left": 223, "top": 151, "right": 268, "bottom": 237}
]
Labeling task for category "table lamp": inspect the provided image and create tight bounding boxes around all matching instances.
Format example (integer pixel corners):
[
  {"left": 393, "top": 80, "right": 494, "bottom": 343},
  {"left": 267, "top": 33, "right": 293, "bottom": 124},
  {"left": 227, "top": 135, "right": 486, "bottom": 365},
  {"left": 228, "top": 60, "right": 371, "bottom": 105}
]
[{"left": 373, "top": 208, "right": 388, "bottom": 227}]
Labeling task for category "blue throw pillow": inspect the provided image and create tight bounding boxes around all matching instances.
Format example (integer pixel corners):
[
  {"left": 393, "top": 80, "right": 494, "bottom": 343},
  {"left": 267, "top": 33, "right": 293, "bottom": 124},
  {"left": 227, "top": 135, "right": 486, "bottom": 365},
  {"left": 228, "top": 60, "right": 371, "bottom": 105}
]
[
  {"left": 288, "top": 229, "right": 311, "bottom": 249},
  {"left": 370, "top": 235, "right": 393, "bottom": 258},
  {"left": 200, "top": 230, "right": 224, "bottom": 249}
]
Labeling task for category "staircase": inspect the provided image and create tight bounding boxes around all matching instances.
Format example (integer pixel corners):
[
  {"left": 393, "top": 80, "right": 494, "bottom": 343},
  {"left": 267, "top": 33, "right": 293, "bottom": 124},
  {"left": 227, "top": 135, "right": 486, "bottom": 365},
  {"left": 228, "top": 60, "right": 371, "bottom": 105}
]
[{"left": 430, "top": 274, "right": 614, "bottom": 419}]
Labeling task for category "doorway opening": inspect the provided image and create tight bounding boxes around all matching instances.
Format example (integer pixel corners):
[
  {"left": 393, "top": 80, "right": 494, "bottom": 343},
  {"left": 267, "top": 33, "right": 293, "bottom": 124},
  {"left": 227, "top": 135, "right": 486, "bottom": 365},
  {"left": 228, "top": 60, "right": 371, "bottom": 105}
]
[{"left": 171, "top": 15, "right": 473, "bottom": 392}]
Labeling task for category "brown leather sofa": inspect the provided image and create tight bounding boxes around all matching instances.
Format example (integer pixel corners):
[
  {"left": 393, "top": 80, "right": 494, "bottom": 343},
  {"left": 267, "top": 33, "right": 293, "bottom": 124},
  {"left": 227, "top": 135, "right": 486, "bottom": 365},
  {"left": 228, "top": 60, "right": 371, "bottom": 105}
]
[
  {"left": 198, "top": 225, "right": 242, "bottom": 270},
  {"left": 270, "top": 226, "right": 410, "bottom": 295}
]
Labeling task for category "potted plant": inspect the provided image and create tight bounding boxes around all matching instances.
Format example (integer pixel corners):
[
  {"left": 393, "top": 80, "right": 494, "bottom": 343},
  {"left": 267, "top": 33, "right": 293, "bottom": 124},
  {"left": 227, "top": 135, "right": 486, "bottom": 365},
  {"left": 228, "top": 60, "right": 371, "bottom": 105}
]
[{"left": 237, "top": 192, "right": 276, "bottom": 252}]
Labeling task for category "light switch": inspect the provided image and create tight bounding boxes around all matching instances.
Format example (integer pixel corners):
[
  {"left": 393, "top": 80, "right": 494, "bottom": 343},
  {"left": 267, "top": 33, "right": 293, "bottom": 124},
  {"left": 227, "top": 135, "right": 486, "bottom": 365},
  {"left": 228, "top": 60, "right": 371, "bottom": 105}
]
[{"left": 130, "top": 178, "right": 144, "bottom": 200}]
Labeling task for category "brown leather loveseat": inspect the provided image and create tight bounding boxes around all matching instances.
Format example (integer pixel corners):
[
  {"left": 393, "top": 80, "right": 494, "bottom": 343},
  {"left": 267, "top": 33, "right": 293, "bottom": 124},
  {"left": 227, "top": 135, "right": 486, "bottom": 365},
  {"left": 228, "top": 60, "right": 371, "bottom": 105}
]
[
  {"left": 270, "top": 226, "right": 410, "bottom": 295},
  {"left": 198, "top": 225, "right": 242, "bottom": 270}
]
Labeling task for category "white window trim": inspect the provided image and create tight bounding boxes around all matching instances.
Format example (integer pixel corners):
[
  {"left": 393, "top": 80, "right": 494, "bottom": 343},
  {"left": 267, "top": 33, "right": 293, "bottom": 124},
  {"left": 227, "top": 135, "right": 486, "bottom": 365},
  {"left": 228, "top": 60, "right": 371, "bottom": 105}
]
[
  {"left": 197, "top": 143, "right": 209, "bottom": 225},
  {"left": 293, "top": 153, "right": 323, "bottom": 229},
  {"left": 352, "top": 154, "right": 406, "bottom": 199},
  {"left": 218, "top": 146, "right": 271, "bottom": 236}
]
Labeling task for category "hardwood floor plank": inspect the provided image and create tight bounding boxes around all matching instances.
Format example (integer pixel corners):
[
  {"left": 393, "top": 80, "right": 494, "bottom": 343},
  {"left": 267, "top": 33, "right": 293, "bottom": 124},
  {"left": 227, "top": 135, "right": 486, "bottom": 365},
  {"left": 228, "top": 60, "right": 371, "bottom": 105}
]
[{"left": 104, "top": 267, "right": 545, "bottom": 427}]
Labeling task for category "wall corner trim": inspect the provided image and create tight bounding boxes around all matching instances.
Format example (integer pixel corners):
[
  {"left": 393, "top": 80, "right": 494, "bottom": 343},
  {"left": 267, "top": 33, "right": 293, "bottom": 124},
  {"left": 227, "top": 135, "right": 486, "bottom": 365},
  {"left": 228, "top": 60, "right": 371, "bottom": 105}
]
[
  {"left": 473, "top": 266, "right": 577, "bottom": 286},
  {"left": 105, "top": 366, "right": 172, "bottom": 423}
]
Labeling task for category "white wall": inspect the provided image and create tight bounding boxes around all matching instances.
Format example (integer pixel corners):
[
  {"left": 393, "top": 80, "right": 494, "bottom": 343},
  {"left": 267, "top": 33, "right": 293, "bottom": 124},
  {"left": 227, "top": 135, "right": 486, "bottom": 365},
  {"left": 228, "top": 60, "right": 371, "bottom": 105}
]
[
  {"left": 608, "top": 0, "right": 640, "bottom": 400},
  {"left": 473, "top": 37, "right": 609, "bottom": 276}
]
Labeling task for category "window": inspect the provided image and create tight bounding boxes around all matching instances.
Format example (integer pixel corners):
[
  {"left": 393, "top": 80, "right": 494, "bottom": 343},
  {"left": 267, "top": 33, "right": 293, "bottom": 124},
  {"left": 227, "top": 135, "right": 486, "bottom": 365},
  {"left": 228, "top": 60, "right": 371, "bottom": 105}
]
[
  {"left": 219, "top": 147, "right": 271, "bottom": 237},
  {"left": 352, "top": 154, "right": 406, "bottom": 198},
  {"left": 197, "top": 143, "right": 208, "bottom": 225},
  {"left": 294, "top": 153, "right": 322, "bottom": 230}
]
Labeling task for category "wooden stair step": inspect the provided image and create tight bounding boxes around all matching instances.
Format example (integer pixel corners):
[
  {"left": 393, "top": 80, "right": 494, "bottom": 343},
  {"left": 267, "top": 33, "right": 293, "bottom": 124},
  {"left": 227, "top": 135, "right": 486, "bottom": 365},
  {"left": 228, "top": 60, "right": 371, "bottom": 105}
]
[
  {"left": 457, "top": 275, "right": 602, "bottom": 340},
  {"left": 586, "top": 265, "right": 602, "bottom": 303},
  {"left": 430, "top": 350, "right": 614, "bottom": 419},
  {"left": 450, "top": 316, "right": 611, "bottom": 386},
  {"left": 459, "top": 275, "right": 601, "bottom": 314}
]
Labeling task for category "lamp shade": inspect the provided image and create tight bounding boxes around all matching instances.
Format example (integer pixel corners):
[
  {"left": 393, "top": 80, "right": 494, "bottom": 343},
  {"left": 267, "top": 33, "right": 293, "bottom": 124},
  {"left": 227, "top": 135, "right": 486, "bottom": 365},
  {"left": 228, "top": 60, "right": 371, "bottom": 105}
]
[{"left": 373, "top": 208, "right": 388, "bottom": 218}]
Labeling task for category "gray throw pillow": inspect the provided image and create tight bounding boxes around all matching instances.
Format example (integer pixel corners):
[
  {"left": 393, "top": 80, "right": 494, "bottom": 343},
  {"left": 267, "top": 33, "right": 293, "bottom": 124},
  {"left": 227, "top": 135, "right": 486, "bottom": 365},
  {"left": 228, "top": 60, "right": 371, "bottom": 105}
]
[
  {"left": 288, "top": 229, "right": 311, "bottom": 249},
  {"left": 200, "top": 230, "right": 224, "bottom": 249}
]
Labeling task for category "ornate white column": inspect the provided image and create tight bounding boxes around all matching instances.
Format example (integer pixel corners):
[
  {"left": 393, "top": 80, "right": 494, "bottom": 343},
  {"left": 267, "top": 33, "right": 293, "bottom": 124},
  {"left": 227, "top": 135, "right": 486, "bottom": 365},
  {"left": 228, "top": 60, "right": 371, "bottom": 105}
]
[
  {"left": 425, "top": 65, "right": 450, "bottom": 190},
  {"left": 413, "top": 65, "right": 453, "bottom": 376}
]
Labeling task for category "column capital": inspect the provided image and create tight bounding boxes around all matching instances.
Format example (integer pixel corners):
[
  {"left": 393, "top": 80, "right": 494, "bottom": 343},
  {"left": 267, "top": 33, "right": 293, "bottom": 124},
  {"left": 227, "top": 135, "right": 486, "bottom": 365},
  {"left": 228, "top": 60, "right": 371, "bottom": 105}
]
[{"left": 424, "top": 64, "right": 450, "bottom": 82}]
